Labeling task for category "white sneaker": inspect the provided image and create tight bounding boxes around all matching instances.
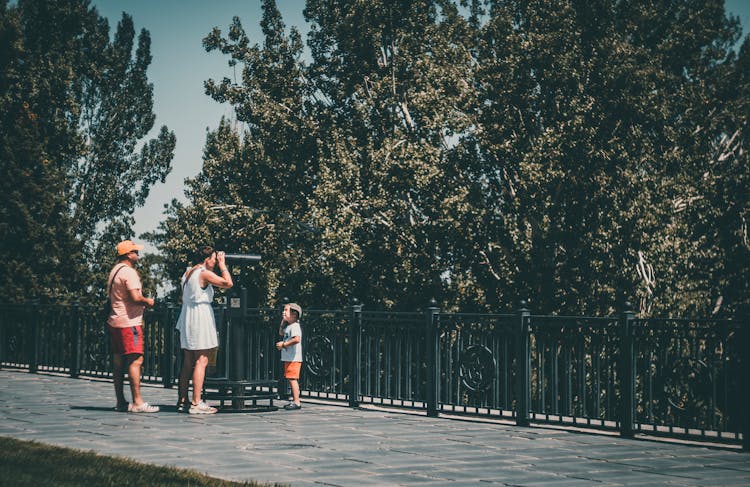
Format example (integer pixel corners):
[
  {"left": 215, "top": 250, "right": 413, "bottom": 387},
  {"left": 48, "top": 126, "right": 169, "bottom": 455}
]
[
  {"left": 129, "top": 402, "right": 159, "bottom": 413},
  {"left": 189, "top": 401, "right": 217, "bottom": 415}
]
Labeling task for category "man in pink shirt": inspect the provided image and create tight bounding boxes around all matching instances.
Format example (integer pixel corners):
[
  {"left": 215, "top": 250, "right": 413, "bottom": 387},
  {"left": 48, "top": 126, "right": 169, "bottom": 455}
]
[{"left": 107, "top": 240, "right": 159, "bottom": 413}]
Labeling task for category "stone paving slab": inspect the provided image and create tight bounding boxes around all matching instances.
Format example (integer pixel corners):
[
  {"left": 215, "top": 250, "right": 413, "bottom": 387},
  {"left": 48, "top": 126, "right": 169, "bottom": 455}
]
[{"left": 0, "top": 369, "right": 748, "bottom": 486}]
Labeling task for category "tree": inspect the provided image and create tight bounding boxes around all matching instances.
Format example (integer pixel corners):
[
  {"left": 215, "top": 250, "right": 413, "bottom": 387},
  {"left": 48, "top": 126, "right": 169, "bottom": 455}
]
[
  {"left": 0, "top": 0, "right": 175, "bottom": 302},
  {"left": 675, "top": 21, "right": 750, "bottom": 316},
  {"left": 151, "top": 0, "right": 748, "bottom": 315},
  {"left": 152, "top": 1, "right": 314, "bottom": 304},
  {"left": 461, "top": 0, "right": 748, "bottom": 314},
  {"left": 301, "top": 0, "right": 482, "bottom": 309},
  {"left": 152, "top": 0, "right": 479, "bottom": 309}
]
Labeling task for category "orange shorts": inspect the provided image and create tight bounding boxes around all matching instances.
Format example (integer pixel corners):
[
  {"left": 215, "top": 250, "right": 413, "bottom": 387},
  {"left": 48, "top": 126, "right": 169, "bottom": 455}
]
[
  {"left": 109, "top": 325, "right": 144, "bottom": 355},
  {"left": 284, "top": 361, "right": 302, "bottom": 379}
]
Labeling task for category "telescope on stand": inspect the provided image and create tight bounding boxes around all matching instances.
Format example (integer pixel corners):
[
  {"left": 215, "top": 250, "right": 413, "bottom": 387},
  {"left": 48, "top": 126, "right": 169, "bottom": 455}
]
[
  {"left": 203, "top": 252, "right": 278, "bottom": 412},
  {"left": 224, "top": 253, "right": 261, "bottom": 263}
]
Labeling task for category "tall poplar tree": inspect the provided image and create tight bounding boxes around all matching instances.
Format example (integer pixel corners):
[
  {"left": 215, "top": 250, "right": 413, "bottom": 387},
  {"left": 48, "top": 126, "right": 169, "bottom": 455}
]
[
  {"left": 0, "top": 0, "right": 175, "bottom": 302},
  {"left": 153, "top": 1, "right": 315, "bottom": 304},
  {"left": 154, "top": 0, "right": 478, "bottom": 308}
]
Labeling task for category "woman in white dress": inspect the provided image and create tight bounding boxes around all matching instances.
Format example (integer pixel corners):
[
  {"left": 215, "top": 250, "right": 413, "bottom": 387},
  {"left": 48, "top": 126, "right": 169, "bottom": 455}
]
[{"left": 175, "top": 246, "right": 233, "bottom": 414}]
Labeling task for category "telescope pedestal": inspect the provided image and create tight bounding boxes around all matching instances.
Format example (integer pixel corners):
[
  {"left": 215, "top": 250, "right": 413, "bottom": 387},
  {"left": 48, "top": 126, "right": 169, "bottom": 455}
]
[{"left": 204, "top": 278, "right": 278, "bottom": 412}]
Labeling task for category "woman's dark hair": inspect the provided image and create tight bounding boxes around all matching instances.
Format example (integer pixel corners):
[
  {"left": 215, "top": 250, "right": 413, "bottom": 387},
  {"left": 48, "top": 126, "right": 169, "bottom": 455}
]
[{"left": 191, "top": 245, "right": 215, "bottom": 265}]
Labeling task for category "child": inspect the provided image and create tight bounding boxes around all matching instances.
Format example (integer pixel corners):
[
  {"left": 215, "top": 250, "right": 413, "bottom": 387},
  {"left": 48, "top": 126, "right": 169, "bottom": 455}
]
[{"left": 276, "top": 303, "right": 303, "bottom": 410}]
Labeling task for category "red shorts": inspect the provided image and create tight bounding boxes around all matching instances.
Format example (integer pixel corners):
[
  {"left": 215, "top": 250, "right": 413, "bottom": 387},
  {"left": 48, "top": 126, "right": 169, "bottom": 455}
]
[
  {"left": 284, "top": 361, "right": 301, "bottom": 380},
  {"left": 109, "top": 325, "right": 144, "bottom": 355}
]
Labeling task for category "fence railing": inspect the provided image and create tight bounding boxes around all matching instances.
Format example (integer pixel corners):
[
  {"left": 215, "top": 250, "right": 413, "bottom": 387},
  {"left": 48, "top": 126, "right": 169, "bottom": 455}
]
[{"left": 0, "top": 300, "right": 747, "bottom": 449}]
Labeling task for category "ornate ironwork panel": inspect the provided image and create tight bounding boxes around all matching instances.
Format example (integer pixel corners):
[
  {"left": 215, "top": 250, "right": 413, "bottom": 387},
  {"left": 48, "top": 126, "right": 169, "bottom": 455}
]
[
  {"left": 78, "top": 305, "right": 112, "bottom": 377},
  {"left": 528, "top": 316, "right": 621, "bottom": 426},
  {"left": 438, "top": 312, "right": 515, "bottom": 415},
  {"left": 0, "top": 304, "right": 30, "bottom": 368},
  {"left": 632, "top": 318, "right": 742, "bottom": 440},
  {"left": 358, "top": 311, "right": 426, "bottom": 406},
  {"left": 297, "top": 309, "right": 349, "bottom": 396},
  {"left": 35, "top": 305, "right": 74, "bottom": 373},
  {"left": 241, "top": 307, "right": 282, "bottom": 383},
  {"left": 140, "top": 307, "right": 173, "bottom": 382}
]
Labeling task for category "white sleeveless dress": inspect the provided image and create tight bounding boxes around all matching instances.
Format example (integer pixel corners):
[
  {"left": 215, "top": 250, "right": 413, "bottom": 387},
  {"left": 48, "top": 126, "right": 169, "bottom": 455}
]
[{"left": 175, "top": 266, "right": 219, "bottom": 350}]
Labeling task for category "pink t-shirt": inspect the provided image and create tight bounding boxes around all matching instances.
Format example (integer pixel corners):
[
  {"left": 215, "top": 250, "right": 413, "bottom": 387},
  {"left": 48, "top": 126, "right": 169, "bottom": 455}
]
[{"left": 106, "top": 264, "right": 146, "bottom": 328}]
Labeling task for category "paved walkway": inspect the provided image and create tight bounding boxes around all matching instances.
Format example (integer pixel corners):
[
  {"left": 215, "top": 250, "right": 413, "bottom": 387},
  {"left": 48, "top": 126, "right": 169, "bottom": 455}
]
[{"left": 0, "top": 369, "right": 748, "bottom": 486}]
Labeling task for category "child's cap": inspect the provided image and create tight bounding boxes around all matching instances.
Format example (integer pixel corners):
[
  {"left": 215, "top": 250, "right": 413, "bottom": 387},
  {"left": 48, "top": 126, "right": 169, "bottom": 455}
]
[{"left": 288, "top": 302, "right": 302, "bottom": 318}]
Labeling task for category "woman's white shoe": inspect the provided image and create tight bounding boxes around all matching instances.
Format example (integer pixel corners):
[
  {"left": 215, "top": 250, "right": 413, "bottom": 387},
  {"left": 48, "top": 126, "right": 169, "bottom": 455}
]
[{"left": 189, "top": 401, "right": 217, "bottom": 414}]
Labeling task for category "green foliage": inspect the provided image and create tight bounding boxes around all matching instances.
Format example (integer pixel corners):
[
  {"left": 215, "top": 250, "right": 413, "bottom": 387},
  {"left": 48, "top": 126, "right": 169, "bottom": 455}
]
[
  {"left": 0, "top": 0, "right": 175, "bottom": 303},
  {"left": 150, "top": 0, "right": 748, "bottom": 316}
]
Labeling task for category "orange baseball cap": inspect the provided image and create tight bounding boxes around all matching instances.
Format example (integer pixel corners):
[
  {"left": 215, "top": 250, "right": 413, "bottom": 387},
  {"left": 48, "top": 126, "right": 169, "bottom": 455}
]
[{"left": 116, "top": 240, "right": 144, "bottom": 256}]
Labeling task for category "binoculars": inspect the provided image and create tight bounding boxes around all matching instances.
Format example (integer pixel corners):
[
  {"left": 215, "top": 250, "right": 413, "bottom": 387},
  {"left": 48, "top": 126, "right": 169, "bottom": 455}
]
[{"left": 223, "top": 253, "right": 261, "bottom": 262}]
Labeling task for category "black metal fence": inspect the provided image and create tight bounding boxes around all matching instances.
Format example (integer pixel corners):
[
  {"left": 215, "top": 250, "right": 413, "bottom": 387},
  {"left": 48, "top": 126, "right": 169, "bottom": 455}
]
[{"left": 0, "top": 300, "right": 747, "bottom": 449}]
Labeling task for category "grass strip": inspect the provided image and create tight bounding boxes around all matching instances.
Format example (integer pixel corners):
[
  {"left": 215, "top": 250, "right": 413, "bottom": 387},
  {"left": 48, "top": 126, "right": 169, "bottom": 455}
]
[{"left": 0, "top": 436, "right": 287, "bottom": 486}]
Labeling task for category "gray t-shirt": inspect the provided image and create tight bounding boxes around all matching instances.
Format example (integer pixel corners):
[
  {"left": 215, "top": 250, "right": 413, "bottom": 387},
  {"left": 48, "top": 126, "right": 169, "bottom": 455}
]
[{"left": 281, "top": 322, "right": 302, "bottom": 362}]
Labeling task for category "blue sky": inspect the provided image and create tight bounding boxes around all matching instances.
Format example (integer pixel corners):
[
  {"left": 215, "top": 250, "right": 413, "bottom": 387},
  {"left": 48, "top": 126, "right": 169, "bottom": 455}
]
[
  {"left": 90, "top": 0, "right": 750, "bottom": 247},
  {"left": 91, "top": 0, "right": 307, "bottom": 247}
]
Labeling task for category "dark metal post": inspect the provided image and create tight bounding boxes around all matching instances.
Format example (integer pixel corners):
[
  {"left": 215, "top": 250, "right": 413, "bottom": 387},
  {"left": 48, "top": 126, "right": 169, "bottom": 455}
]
[
  {"left": 277, "top": 297, "right": 290, "bottom": 400},
  {"left": 426, "top": 299, "right": 440, "bottom": 418},
  {"left": 229, "top": 287, "right": 248, "bottom": 409},
  {"left": 619, "top": 301, "right": 636, "bottom": 438},
  {"left": 70, "top": 303, "right": 80, "bottom": 378},
  {"left": 740, "top": 305, "right": 750, "bottom": 452},
  {"left": 348, "top": 298, "right": 362, "bottom": 408},
  {"left": 28, "top": 300, "right": 39, "bottom": 374},
  {"left": 163, "top": 303, "right": 175, "bottom": 388},
  {"left": 215, "top": 300, "right": 227, "bottom": 377},
  {"left": 515, "top": 301, "right": 531, "bottom": 426},
  {"left": 230, "top": 287, "right": 248, "bottom": 382}
]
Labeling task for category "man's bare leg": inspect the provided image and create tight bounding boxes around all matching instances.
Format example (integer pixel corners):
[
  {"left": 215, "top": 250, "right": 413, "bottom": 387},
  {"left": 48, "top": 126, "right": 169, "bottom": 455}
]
[
  {"left": 126, "top": 353, "right": 145, "bottom": 406},
  {"left": 112, "top": 353, "right": 127, "bottom": 408}
]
